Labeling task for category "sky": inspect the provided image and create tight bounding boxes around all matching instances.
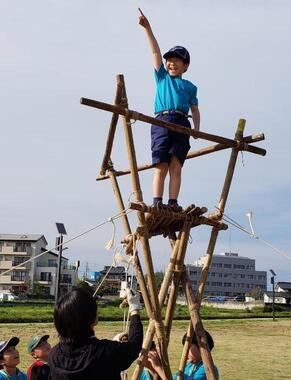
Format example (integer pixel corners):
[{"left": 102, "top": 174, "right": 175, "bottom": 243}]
[{"left": 1, "top": 0, "right": 290, "bottom": 286}]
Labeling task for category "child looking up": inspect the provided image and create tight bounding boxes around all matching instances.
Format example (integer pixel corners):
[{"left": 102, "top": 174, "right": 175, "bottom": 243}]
[
  {"left": 27, "top": 335, "right": 51, "bottom": 380},
  {"left": 139, "top": 8, "right": 200, "bottom": 210},
  {"left": 0, "top": 337, "right": 27, "bottom": 380}
]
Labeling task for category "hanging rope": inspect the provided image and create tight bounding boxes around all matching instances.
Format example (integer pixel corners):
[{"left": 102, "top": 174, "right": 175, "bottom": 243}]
[
  {"left": 217, "top": 208, "right": 291, "bottom": 262},
  {"left": 104, "top": 217, "right": 116, "bottom": 250}
]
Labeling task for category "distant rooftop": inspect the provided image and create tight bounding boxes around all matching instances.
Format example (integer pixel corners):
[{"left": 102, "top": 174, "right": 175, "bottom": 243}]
[
  {"left": 277, "top": 282, "right": 291, "bottom": 290},
  {"left": 215, "top": 252, "right": 252, "bottom": 260},
  {"left": 0, "top": 234, "right": 47, "bottom": 244}
]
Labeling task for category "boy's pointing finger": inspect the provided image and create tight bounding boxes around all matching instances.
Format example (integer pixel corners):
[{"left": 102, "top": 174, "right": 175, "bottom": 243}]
[{"left": 138, "top": 8, "right": 144, "bottom": 16}]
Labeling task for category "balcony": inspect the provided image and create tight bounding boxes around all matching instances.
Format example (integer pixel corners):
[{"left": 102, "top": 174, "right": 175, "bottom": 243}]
[
  {"left": 0, "top": 247, "right": 28, "bottom": 256},
  {"left": 37, "top": 262, "right": 57, "bottom": 268},
  {"left": 0, "top": 261, "right": 13, "bottom": 269},
  {"left": 0, "top": 275, "right": 25, "bottom": 285}
]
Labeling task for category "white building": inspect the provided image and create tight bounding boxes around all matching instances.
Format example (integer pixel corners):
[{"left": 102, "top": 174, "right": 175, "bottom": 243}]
[
  {"left": 0, "top": 234, "right": 78, "bottom": 296},
  {"left": 187, "top": 252, "right": 267, "bottom": 297},
  {"left": 264, "top": 282, "right": 291, "bottom": 304}
]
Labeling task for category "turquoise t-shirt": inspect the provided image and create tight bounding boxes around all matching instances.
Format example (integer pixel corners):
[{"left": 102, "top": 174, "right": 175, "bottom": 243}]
[
  {"left": 0, "top": 369, "right": 27, "bottom": 380},
  {"left": 140, "top": 368, "right": 153, "bottom": 380},
  {"left": 173, "top": 361, "right": 219, "bottom": 380},
  {"left": 154, "top": 65, "right": 198, "bottom": 114}
]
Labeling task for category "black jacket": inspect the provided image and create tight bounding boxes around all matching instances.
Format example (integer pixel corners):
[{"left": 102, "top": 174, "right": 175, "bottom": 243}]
[{"left": 49, "top": 314, "right": 143, "bottom": 380}]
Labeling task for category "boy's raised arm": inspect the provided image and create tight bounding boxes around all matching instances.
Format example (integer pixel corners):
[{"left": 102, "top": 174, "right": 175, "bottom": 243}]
[{"left": 138, "top": 8, "right": 162, "bottom": 71}]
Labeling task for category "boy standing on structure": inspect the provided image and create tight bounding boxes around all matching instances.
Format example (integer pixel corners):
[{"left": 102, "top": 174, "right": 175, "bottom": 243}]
[{"left": 138, "top": 9, "right": 200, "bottom": 210}]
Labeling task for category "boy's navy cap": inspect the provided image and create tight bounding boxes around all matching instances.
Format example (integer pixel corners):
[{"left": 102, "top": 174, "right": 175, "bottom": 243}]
[
  {"left": 163, "top": 46, "right": 190, "bottom": 64},
  {"left": 27, "top": 335, "right": 49, "bottom": 353},
  {"left": 0, "top": 337, "right": 19, "bottom": 354},
  {"left": 182, "top": 330, "right": 214, "bottom": 351}
]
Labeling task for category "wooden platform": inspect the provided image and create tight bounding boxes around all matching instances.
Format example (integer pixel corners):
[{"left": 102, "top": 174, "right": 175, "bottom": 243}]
[{"left": 128, "top": 202, "right": 228, "bottom": 238}]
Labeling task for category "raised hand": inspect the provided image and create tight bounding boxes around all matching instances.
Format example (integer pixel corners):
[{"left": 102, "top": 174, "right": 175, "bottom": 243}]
[{"left": 138, "top": 8, "right": 150, "bottom": 29}]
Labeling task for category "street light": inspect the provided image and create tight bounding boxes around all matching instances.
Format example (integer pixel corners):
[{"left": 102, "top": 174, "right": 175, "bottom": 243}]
[
  {"left": 55, "top": 223, "right": 67, "bottom": 303},
  {"left": 269, "top": 269, "right": 277, "bottom": 321}
]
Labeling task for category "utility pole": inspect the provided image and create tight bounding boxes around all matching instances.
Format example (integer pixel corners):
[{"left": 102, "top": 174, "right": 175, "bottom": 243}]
[
  {"left": 55, "top": 223, "right": 67, "bottom": 303},
  {"left": 269, "top": 269, "right": 277, "bottom": 321}
]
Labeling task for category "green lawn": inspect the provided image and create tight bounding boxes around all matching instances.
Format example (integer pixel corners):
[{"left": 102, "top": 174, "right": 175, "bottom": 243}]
[{"left": 1, "top": 318, "right": 290, "bottom": 379}]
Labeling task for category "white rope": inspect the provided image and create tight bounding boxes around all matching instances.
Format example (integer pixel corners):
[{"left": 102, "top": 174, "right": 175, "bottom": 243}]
[
  {"left": 219, "top": 209, "right": 291, "bottom": 262},
  {"left": 0, "top": 208, "right": 132, "bottom": 277},
  {"left": 104, "top": 217, "right": 116, "bottom": 250}
]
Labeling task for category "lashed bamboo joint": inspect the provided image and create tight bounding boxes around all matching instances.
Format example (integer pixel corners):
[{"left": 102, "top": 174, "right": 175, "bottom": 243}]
[{"left": 128, "top": 202, "right": 227, "bottom": 238}]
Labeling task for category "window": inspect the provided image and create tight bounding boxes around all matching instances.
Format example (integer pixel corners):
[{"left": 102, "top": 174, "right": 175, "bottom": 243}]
[
  {"left": 61, "top": 274, "right": 72, "bottom": 284},
  {"left": 14, "top": 242, "right": 31, "bottom": 252},
  {"left": 224, "top": 282, "right": 232, "bottom": 287},
  {"left": 224, "top": 264, "right": 232, "bottom": 268},
  {"left": 211, "top": 282, "right": 222, "bottom": 287},
  {"left": 13, "top": 257, "right": 26, "bottom": 266},
  {"left": 11, "top": 271, "right": 26, "bottom": 281},
  {"left": 48, "top": 259, "right": 57, "bottom": 267},
  {"left": 40, "top": 272, "right": 52, "bottom": 282},
  {"left": 234, "top": 264, "right": 245, "bottom": 269}
]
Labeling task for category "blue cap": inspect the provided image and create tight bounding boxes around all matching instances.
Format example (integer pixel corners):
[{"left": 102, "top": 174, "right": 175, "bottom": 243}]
[
  {"left": 0, "top": 337, "right": 19, "bottom": 354},
  {"left": 163, "top": 46, "right": 190, "bottom": 64}
]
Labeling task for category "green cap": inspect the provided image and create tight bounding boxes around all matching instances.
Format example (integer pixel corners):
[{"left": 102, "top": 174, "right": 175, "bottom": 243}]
[{"left": 27, "top": 335, "right": 49, "bottom": 353}]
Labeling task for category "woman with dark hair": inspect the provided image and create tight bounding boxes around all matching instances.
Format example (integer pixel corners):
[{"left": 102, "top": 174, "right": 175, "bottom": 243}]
[{"left": 49, "top": 287, "right": 143, "bottom": 380}]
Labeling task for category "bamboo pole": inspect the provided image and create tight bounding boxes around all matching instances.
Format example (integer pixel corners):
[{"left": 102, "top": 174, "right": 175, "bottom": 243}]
[
  {"left": 96, "top": 133, "right": 265, "bottom": 181},
  {"left": 182, "top": 272, "right": 218, "bottom": 380},
  {"left": 107, "top": 170, "right": 153, "bottom": 317},
  {"left": 119, "top": 77, "right": 172, "bottom": 380},
  {"left": 99, "top": 75, "right": 124, "bottom": 175},
  {"left": 132, "top": 231, "right": 183, "bottom": 380},
  {"left": 164, "top": 223, "right": 191, "bottom": 339},
  {"left": 80, "top": 97, "right": 266, "bottom": 156},
  {"left": 178, "top": 119, "right": 246, "bottom": 378}
]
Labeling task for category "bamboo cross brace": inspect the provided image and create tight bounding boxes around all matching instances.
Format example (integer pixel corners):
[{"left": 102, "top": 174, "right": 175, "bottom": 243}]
[
  {"left": 96, "top": 133, "right": 265, "bottom": 181},
  {"left": 80, "top": 97, "right": 266, "bottom": 156}
]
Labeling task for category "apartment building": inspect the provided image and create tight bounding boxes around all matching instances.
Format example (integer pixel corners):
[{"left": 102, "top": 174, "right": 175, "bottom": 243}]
[
  {"left": 187, "top": 252, "right": 267, "bottom": 297},
  {"left": 0, "top": 234, "right": 78, "bottom": 296}
]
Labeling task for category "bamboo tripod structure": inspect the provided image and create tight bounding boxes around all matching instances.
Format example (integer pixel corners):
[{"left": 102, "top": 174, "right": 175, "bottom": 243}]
[{"left": 81, "top": 74, "right": 266, "bottom": 380}]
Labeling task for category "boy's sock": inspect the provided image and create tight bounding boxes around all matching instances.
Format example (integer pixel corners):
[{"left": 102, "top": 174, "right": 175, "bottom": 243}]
[
  {"left": 168, "top": 199, "right": 178, "bottom": 206},
  {"left": 153, "top": 197, "right": 162, "bottom": 206}
]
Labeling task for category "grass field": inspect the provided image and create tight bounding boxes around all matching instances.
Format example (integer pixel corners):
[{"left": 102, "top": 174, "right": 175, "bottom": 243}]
[{"left": 0, "top": 318, "right": 290, "bottom": 379}]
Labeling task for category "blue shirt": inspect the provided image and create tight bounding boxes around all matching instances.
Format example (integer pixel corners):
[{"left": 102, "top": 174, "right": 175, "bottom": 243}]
[
  {"left": 154, "top": 65, "right": 198, "bottom": 114},
  {"left": 140, "top": 369, "right": 153, "bottom": 380},
  {"left": 0, "top": 369, "right": 27, "bottom": 380},
  {"left": 173, "top": 361, "right": 219, "bottom": 380}
]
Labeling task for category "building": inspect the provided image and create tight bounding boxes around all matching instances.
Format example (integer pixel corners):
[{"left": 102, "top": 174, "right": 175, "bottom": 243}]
[
  {"left": 99, "top": 266, "right": 127, "bottom": 295},
  {"left": 264, "top": 282, "right": 291, "bottom": 304},
  {"left": 0, "top": 234, "right": 78, "bottom": 297},
  {"left": 187, "top": 252, "right": 267, "bottom": 297}
]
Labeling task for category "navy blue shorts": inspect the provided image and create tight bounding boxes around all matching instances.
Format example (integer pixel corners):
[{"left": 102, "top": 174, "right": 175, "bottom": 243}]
[{"left": 151, "top": 113, "right": 191, "bottom": 166}]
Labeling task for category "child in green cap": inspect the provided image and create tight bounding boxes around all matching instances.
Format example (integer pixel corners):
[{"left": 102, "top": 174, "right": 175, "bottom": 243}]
[{"left": 27, "top": 335, "right": 51, "bottom": 380}]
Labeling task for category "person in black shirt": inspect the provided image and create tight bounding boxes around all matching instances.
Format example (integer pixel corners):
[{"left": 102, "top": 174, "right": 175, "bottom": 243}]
[{"left": 49, "top": 287, "right": 143, "bottom": 380}]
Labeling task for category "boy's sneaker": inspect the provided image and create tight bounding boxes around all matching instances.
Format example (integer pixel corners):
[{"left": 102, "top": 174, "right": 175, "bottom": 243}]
[
  {"left": 168, "top": 202, "right": 183, "bottom": 212},
  {"left": 152, "top": 200, "right": 167, "bottom": 210}
]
